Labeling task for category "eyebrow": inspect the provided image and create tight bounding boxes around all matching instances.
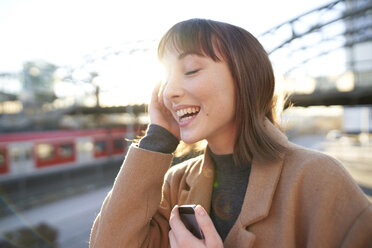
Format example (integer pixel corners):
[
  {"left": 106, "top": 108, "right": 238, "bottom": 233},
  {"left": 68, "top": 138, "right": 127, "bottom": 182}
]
[{"left": 178, "top": 51, "right": 204, "bottom": 60}]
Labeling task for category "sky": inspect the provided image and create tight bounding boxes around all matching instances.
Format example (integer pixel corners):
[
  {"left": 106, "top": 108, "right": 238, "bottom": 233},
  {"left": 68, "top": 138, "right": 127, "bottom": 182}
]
[{"left": 0, "top": 0, "right": 335, "bottom": 105}]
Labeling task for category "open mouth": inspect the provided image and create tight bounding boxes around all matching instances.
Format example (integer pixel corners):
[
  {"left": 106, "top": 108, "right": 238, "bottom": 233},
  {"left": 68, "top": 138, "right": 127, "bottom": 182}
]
[{"left": 176, "top": 107, "right": 200, "bottom": 122}]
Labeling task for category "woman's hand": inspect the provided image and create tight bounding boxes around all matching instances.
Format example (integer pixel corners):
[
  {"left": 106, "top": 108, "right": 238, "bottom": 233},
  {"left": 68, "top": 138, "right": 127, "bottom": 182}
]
[
  {"left": 169, "top": 205, "right": 223, "bottom": 248},
  {"left": 149, "top": 82, "right": 180, "bottom": 139}
]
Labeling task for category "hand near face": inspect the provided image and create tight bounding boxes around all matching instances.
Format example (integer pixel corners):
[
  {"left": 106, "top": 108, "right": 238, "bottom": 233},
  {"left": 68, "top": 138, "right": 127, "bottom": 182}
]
[
  {"left": 149, "top": 82, "right": 180, "bottom": 139},
  {"left": 169, "top": 205, "right": 223, "bottom": 248}
]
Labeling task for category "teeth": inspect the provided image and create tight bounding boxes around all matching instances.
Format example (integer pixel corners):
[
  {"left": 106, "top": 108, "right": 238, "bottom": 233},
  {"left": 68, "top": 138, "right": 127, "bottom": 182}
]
[
  {"left": 176, "top": 107, "right": 200, "bottom": 117},
  {"left": 182, "top": 116, "right": 193, "bottom": 121}
]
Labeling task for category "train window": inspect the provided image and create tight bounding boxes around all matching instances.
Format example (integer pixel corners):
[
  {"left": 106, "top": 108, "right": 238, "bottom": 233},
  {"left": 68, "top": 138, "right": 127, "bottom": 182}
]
[
  {"left": 25, "top": 149, "right": 32, "bottom": 160},
  {"left": 114, "top": 138, "right": 124, "bottom": 150},
  {"left": 95, "top": 140, "right": 106, "bottom": 153},
  {"left": 58, "top": 144, "right": 73, "bottom": 158},
  {"left": 11, "top": 148, "right": 20, "bottom": 162},
  {"left": 94, "top": 139, "right": 108, "bottom": 157},
  {"left": 0, "top": 150, "right": 5, "bottom": 167},
  {"left": 78, "top": 141, "right": 93, "bottom": 153},
  {"left": 0, "top": 147, "right": 8, "bottom": 174},
  {"left": 36, "top": 144, "right": 55, "bottom": 160}
]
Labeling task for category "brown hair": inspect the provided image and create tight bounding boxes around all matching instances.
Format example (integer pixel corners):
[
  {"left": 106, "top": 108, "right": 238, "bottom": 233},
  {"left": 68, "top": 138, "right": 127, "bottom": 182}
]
[{"left": 158, "top": 18, "right": 286, "bottom": 164}]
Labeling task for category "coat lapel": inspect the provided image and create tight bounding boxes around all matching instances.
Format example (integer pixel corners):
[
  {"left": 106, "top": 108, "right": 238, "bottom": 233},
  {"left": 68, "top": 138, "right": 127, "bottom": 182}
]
[
  {"left": 225, "top": 121, "right": 288, "bottom": 247},
  {"left": 223, "top": 154, "right": 284, "bottom": 248},
  {"left": 239, "top": 155, "right": 284, "bottom": 226},
  {"left": 239, "top": 120, "right": 288, "bottom": 227},
  {"left": 184, "top": 150, "right": 215, "bottom": 214}
]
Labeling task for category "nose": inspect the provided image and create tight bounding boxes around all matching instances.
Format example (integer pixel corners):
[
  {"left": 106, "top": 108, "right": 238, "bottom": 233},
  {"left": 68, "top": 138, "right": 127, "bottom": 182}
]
[{"left": 164, "top": 75, "right": 184, "bottom": 103}]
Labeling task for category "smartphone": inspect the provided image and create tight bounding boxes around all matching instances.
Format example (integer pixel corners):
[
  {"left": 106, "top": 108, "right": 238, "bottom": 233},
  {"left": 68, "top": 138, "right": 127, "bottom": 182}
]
[{"left": 178, "top": 204, "right": 204, "bottom": 239}]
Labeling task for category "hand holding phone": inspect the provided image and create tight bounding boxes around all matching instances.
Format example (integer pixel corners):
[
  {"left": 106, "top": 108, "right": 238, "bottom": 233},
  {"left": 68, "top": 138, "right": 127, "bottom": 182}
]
[{"left": 178, "top": 204, "right": 204, "bottom": 239}]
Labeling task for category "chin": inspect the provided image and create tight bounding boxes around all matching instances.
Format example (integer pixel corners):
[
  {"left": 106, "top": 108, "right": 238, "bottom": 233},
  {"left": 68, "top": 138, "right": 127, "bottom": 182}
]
[{"left": 180, "top": 132, "right": 202, "bottom": 145}]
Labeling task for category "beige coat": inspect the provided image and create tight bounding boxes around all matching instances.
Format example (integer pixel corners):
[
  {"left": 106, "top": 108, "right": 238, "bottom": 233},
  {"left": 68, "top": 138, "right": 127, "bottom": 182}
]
[{"left": 90, "top": 122, "right": 372, "bottom": 248}]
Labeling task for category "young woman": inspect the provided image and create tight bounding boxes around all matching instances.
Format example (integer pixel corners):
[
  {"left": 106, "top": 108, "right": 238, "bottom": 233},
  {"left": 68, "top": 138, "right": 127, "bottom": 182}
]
[{"left": 90, "top": 19, "right": 372, "bottom": 248}]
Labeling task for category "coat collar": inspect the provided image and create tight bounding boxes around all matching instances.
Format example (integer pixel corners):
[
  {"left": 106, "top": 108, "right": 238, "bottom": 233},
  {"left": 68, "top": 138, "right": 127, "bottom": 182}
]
[
  {"left": 184, "top": 150, "right": 215, "bottom": 213},
  {"left": 239, "top": 120, "right": 288, "bottom": 226},
  {"left": 185, "top": 119, "right": 288, "bottom": 227},
  {"left": 238, "top": 151, "right": 284, "bottom": 226}
]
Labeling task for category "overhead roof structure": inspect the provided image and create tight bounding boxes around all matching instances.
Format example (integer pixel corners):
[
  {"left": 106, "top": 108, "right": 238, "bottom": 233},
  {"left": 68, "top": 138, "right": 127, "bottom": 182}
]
[
  {"left": 0, "top": 0, "right": 371, "bottom": 121},
  {"left": 257, "top": 0, "right": 372, "bottom": 107}
]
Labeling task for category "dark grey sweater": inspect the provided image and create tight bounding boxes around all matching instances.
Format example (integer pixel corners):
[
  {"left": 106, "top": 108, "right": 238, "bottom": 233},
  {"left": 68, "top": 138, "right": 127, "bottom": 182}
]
[
  {"left": 138, "top": 124, "right": 251, "bottom": 241},
  {"left": 208, "top": 150, "right": 250, "bottom": 240}
]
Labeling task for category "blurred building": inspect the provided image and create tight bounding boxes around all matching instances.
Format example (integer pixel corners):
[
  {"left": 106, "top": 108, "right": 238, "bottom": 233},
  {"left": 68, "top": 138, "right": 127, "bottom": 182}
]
[
  {"left": 345, "top": 0, "right": 372, "bottom": 72},
  {"left": 343, "top": 0, "right": 372, "bottom": 133}
]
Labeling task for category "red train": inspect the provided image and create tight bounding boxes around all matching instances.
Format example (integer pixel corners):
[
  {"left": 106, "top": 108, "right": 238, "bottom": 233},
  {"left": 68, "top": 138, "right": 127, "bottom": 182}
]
[{"left": 0, "top": 127, "right": 143, "bottom": 181}]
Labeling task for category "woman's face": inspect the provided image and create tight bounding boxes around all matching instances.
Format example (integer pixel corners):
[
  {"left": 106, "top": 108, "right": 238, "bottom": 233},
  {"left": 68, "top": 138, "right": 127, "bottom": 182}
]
[{"left": 162, "top": 47, "right": 237, "bottom": 154}]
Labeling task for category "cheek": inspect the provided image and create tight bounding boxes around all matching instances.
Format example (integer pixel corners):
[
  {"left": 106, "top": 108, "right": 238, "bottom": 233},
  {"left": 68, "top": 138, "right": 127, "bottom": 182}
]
[{"left": 209, "top": 91, "right": 235, "bottom": 118}]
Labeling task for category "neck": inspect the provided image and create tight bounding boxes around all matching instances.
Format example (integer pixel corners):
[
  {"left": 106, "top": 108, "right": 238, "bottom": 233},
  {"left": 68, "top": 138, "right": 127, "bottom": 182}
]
[
  {"left": 207, "top": 142, "right": 234, "bottom": 155},
  {"left": 206, "top": 127, "right": 236, "bottom": 155}
]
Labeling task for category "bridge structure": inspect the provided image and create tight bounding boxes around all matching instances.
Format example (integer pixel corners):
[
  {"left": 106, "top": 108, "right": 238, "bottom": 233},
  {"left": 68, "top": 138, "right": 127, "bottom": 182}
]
[{"left": 256, "top": 0, "right": 372, "bottom": 107}]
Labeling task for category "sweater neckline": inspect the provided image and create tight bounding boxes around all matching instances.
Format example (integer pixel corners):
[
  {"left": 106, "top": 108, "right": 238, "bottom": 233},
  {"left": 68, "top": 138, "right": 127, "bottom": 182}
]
[{"left": 208, "top": 147, "right": 250, "bottom": 172}]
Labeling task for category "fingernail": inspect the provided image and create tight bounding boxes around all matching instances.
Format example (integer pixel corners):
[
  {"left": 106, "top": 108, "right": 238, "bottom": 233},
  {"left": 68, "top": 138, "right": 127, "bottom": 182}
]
[{"left": 196, "top": 205, "right": 206, "bottom": 216}]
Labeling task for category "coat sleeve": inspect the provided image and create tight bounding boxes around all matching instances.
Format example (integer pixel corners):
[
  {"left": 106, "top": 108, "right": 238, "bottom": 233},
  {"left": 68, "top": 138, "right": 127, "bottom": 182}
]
[
  {"left": 295, "top": 152, "right": 372, "bottom": 247},
  {"left": 89, "top": 145, "right": 174, "bottom": 248},
  {"left": 341, "top": 204, "right": 372, "bottom": 248}
]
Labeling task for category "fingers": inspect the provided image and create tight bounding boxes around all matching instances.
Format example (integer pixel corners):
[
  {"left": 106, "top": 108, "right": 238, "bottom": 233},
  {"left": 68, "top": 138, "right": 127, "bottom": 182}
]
[
  {"left": 194, "top": 205, "right": 223, "bottom": 247},
  {"left": 168, "top": 230, "right": 177, "bottom": 247},
  {"left": 158, "top": 82, "right": 170, "bottom": 113},
  {"left": 150, "top": 81, "right": 171, "bottom": 116},
  {"left": 150, "top": 81, "right": 162, "bottom": 105},
  {"left": 169, "top": 205, "right": 194, "bottom": 240},
  {"left": 150, "top": 81, "right": 168, "bottom": 109},
  {"left": 169, "top": 205, "right": 223, "bottom": 247},
  {"left": 170, "top": 205, "right": 205, "bottom": 247},
  {"left": 160, "top": 81, "right": 170, "bottom": 109}
]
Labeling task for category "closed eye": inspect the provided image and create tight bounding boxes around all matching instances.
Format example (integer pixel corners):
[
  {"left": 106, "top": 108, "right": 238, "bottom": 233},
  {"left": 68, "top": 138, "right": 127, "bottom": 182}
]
[{"left": 184, "top": 69, "right": 199, "bottom": 76}]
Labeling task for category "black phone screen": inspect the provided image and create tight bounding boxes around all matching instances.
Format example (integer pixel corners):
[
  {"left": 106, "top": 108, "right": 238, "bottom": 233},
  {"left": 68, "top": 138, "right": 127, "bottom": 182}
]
[{"left": 179, "top": 205, "right": 204, "bottom": 239}]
